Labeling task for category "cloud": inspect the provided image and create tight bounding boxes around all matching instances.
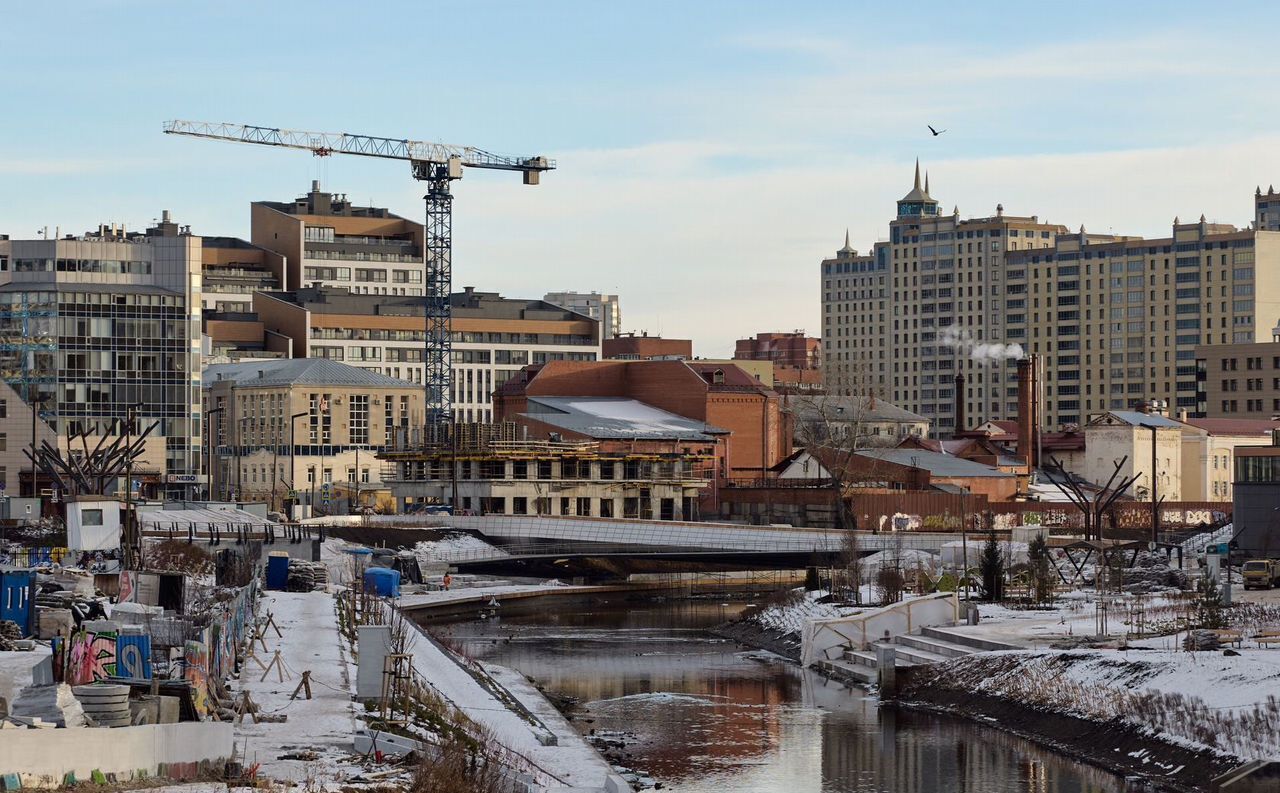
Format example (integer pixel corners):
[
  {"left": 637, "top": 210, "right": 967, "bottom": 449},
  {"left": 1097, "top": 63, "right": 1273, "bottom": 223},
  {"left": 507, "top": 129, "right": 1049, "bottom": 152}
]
[{"left": 449, "top": 133, "right": 1280, "bottom": 357}]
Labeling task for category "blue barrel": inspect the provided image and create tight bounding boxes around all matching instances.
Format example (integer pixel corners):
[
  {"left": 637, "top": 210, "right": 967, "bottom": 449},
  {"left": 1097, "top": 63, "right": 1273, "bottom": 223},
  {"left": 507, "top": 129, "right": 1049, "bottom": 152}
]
[
  {"left": 363, "top": 566, "right": 401, "bottom": 598},
  {"left": 266, "top": 551, "right": 291, "bottom": 590}
]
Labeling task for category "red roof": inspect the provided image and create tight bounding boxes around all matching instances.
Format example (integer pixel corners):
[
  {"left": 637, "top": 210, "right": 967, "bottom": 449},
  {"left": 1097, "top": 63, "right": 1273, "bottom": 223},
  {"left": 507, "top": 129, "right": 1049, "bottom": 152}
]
[
  {"left": 1040, "top": 431, "right": 1085, "bottom": 451},
  {"left": 1181, "top": 417, "right": 1280, "bottom": 436}
]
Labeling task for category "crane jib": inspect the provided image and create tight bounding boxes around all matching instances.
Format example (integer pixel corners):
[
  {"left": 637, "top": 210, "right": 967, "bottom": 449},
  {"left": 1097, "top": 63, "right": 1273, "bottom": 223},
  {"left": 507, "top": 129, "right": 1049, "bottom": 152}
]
[{"left": 162, "top": 120, "right": 554, "bottom": 174}]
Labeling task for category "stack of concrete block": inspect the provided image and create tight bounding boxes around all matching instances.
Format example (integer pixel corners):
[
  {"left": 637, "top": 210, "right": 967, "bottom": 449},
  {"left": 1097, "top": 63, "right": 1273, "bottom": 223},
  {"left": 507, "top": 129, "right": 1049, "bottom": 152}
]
[
  {"left": 9, "top": 683, "right": 85, "bottom": 727},
  {"left": 73, "top": 684, "right": 131, "bottom": 728}
]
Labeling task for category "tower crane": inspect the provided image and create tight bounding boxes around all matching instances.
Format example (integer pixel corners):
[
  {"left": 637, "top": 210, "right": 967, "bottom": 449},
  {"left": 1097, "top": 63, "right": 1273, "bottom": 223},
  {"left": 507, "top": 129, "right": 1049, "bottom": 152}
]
[{"left": 163, "top": 120, "right": 555, "bottom": 433}]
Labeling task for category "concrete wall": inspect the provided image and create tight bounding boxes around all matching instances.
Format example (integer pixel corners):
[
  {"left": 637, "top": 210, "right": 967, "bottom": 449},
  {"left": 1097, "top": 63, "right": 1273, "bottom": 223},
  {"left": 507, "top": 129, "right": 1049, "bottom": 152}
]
[
  {"left": 0, "top": 722, "right": 233, "bottom": 786},
  {"left": 801, "top": 592, "right": 959, "bottom": 665}
]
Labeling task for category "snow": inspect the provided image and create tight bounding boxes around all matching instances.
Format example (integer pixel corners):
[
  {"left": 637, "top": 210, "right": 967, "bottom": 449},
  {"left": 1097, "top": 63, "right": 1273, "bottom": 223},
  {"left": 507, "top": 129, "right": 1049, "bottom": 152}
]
[
  {"left": 234, "top": 592, "right": 362, "bottom": 784},
  {"left": 751, "top": 590, "right": 860, "bottom": 636},
  {"left": 401, "top": 617, "right": 622, "bottom": 790},
  {"left": 397, "top": 581, "right": 574, "bottom": 611},
  {"left": 919, "top": 647, "right": 1280, "bottom": 760}
]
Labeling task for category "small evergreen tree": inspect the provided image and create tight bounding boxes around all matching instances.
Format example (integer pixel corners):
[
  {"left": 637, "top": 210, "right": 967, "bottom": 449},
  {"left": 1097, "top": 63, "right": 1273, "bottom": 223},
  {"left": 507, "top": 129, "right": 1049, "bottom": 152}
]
[
  {"left": 1194, "top": 569, "right": 1227, "bottom": 629},
  {"left": 978, "top": 531, "right": 1006, "bottom": 601},
  {"left": 1028, "top": 534, "right": 1055, "bottom": 604}
]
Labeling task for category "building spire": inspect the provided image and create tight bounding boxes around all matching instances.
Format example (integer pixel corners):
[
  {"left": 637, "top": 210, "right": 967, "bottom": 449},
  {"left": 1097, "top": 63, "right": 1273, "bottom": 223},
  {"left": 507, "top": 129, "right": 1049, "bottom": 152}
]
[
  {"left": 924, "top": 171, "right": 930, "bottom": 195},
  {"left": 913, "top": 158, "right": 922, "bottom": 191},
  {"left": 838, "top": 228, "right": 856, "bottom": 255}
]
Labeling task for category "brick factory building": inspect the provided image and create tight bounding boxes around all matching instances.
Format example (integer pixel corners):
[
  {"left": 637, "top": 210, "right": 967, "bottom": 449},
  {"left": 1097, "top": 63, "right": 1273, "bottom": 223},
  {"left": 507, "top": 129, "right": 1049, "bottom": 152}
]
[{"left": 495, "top": 359, "right": 791, "bottom": 479}]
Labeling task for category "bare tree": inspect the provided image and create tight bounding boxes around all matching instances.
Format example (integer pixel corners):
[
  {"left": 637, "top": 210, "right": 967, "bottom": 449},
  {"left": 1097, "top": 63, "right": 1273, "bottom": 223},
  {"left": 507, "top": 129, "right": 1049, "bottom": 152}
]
[
  {"left": 1047, "top": 455, "right": 1139, "bottom": 542},
  {"left": 785, "top": 373, "right": 914, "bottom": 530}
]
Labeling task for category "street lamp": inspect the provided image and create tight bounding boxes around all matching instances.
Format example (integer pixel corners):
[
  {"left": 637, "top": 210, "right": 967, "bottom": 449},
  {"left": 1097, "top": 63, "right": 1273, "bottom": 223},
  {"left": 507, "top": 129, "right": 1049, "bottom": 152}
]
[{"left": 204, "top": 407, "right": 225, "bottom": 501}]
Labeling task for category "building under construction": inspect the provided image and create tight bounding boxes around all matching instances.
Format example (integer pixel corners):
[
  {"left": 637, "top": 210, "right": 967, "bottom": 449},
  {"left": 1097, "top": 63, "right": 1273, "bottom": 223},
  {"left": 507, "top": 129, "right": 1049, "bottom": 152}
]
[{"left": 380, "top": 404, "right": 722, "bottom": 520}]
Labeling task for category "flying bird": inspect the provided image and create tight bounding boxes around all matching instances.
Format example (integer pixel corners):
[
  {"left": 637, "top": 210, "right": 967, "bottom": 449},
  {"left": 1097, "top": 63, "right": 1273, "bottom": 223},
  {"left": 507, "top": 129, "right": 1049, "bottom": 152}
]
[{"left": 928, "top": 125, "right": 946, "bottom": 136}]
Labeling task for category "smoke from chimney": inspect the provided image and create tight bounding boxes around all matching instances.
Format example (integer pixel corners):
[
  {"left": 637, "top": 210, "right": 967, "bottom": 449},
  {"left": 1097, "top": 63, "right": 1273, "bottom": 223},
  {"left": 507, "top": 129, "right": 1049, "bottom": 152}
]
[{"left": 939, "top": 326, "right": 1023, "bottom": 363}]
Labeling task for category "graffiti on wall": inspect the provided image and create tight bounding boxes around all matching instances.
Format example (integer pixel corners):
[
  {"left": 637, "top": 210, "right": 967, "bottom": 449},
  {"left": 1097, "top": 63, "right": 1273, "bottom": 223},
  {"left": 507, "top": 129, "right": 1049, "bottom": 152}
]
[
  {"left": 116, "top": 634, "right": 152, "bottom": 679},
  {"left": 63, "top": 630, "right": 118, "bottom": 685},
  {"left": 184, "top": 639, "right": 212, "bottom": 716}
]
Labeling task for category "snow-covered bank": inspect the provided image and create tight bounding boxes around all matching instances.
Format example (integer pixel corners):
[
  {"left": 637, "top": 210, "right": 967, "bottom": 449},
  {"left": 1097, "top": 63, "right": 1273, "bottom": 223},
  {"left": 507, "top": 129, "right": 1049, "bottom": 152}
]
[
  {"left": 896, "top": 647, "right": 1272, "bottom": 790},
  {"left": 908, "top": 648, "right": 1280, "bottom": 759}
]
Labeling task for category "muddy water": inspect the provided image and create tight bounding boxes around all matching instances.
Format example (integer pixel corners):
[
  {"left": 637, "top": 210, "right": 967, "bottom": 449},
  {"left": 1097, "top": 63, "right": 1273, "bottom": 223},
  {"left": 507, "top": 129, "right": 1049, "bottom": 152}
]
[{"left": 434, "top": 598, "right": 1130, "bottom": 793}]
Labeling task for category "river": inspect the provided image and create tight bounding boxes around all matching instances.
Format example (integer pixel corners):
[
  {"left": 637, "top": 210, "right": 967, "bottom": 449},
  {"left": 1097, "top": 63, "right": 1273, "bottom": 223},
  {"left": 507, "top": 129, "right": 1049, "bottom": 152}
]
[{"left": 431, "top": 597, "right": 1132, "bottom": 793}]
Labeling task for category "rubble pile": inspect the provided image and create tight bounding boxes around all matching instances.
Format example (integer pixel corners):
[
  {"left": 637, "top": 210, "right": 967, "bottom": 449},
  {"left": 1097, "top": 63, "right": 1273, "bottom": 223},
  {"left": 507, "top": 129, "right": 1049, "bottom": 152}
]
[{"left": 1121, "top": 551, "right": 1189, "bottom": 594}]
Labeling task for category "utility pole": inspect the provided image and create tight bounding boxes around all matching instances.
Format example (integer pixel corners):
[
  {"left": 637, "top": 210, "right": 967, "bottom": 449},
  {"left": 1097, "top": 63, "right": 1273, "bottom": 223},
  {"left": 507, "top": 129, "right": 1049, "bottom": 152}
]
[
  {"left": 1149, "top": 424, "right": 1159, "bottom": 546},
  {"left": 289, "top": 411, "right": 308, "bottom": 520},
  {"left": 123, "top": 402, "right": 143, "bottom": 569}
]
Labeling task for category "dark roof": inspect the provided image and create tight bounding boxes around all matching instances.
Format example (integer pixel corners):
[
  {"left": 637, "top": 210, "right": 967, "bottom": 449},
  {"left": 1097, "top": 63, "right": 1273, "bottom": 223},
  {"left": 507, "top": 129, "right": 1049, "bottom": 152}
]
[
  {"left": 522, "top": 396, "right": 726, "bottom": 441},
  {"left": 1093, "top": 410, "right": 1184, "bottom": 429},
  {"left": 853, "top": 448, "right": 1013, "bottom": 478},
  {"left": 203, "top": 358, "right": 419, "bottom": 389},
  {"left": 259, "top": 286, "right": 593, "bottom": 323}
]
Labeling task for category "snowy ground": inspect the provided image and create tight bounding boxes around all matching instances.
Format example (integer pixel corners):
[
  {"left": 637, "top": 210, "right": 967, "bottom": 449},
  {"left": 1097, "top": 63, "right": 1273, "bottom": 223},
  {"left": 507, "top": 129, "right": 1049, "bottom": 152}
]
[
  {"left": 400, "top": 615, "right": 624, "bottom": 790},
  {"left": 235, "top": 591, "right": 362, "bottom": 784},
  {"left": 913, "top": 647, "right": 1280, "bottom": 761},
  {"left": 750, "top": 590, "right": 861, "bottom": 635},
  {"left": 398, "top": 581, "right": 578, "bottom": 611}
]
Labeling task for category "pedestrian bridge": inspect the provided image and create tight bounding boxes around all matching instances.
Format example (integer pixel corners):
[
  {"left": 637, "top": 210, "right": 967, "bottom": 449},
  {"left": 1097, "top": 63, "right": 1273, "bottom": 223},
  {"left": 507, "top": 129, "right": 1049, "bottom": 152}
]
[{"left": 426, "top": 515, "right": 963, "bottom": 565}]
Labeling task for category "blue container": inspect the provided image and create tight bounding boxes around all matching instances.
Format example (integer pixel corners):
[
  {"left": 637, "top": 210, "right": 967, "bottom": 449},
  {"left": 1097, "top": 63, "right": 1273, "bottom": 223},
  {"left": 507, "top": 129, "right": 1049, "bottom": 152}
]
[
  {"left": 265, "top": 552, "right": 291, "bottom": 590},
  {"left": 363, "top": 566, "right": 401, "bottom": 598}
]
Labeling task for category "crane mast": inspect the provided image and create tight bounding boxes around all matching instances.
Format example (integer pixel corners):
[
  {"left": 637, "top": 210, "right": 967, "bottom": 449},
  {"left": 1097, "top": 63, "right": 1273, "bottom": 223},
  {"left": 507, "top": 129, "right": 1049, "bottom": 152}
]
[{"left": 163, "top": 120, "right": 555, "bottom": 433}]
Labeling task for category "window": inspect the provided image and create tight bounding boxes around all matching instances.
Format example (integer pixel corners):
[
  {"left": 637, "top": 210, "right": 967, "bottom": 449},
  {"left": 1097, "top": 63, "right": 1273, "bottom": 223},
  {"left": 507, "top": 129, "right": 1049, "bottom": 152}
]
[
  {"left": 0, "top": 432, "right": 5, "bottom": 451},
  {"left": 349, "top": 394, "right": 369, "bottom": 445},
  {"left": 0, "top": 399, "right": 6, "bottom": 419},
  {"left": 82, "top": 508, "right": 104, "bottom": 526}
]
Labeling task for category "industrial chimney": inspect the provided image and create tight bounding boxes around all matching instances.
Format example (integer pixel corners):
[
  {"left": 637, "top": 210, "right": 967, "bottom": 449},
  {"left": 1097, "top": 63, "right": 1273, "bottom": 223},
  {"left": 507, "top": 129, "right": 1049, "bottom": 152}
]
[
  {"left": 953, "top": 373, "right": 966, "bottom": 436},
  {"left": 1016, "top": 355, "right": 1039, "bottom": 472}
]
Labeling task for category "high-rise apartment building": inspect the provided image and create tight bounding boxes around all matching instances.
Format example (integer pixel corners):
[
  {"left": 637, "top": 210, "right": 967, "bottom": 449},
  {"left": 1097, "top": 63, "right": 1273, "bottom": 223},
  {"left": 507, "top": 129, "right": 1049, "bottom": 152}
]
[
  {"left": 0, "top": 219, "right": 204, "bottom": 497},
  {"left": 822, "top": 163, "right": 1066, "bottom": 433},
  {"left": 544, "top": 291, "right": 621, "bottom": 340},
  {"left": 824, "top": 164, "right": 1280, "bottom": 434}
]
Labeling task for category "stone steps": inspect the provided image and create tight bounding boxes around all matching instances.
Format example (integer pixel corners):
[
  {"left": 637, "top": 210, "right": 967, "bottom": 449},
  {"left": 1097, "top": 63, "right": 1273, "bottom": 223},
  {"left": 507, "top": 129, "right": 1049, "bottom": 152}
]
[
  {"left": 919, "top": 625, "right": 1022, "bottom": 652},
  {"left": 894, "top": 633, "right": 977, "bottom": 659}
]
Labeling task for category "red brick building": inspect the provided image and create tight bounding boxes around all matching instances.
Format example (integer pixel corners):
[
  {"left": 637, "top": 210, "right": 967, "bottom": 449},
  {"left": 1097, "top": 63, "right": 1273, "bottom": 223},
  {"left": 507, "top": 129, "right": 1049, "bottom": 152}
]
[
  {"left": 602, "top": 333, "right": 692, "bottom": 360},
  {"left": 495, "top": 359, "right": 792, "bottom": 478},
  {"left": 734, "top": 331, "right": 821, "bottom": 370}
]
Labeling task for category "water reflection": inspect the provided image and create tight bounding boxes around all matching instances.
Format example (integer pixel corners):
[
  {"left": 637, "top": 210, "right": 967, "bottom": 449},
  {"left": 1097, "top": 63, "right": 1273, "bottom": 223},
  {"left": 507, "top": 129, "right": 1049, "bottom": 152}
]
[{"left": 433, "top": 599, "right": 1125, "bottom": 793}]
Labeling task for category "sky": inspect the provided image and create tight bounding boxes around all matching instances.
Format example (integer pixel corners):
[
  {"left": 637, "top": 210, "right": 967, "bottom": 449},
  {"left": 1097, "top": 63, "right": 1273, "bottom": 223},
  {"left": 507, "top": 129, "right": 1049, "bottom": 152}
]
[{"left": 4, "top": 2, "right": 1280, "bottom": 356}]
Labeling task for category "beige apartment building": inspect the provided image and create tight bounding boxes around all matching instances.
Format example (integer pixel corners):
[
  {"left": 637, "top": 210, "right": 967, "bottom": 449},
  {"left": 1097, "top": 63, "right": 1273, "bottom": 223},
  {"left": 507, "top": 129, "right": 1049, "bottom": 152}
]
[
  {"left": 1196, "top": 338, "right": 1280, "bottom": 418},
  {"left": 822, "top": 163, "right": 1066, "bottom": 434},
  {"left": 824, "top": 166, "right": 1280, "bottom": 435},
  {"left": 253, "top": 286, "right": 600, "bottom": 423},
  {"left": 252, "top": 182, "right": 426, "bottom": 297},
  {"left": 203, "top": 358, "right": 423, "bottom": 513}
]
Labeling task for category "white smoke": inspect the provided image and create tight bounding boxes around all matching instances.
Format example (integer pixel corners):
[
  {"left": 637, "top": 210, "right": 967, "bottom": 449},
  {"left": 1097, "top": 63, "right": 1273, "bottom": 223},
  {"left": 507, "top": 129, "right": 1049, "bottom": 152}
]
[{"left": 938, "top": 326, "right": 1024, "bottom": 364}]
